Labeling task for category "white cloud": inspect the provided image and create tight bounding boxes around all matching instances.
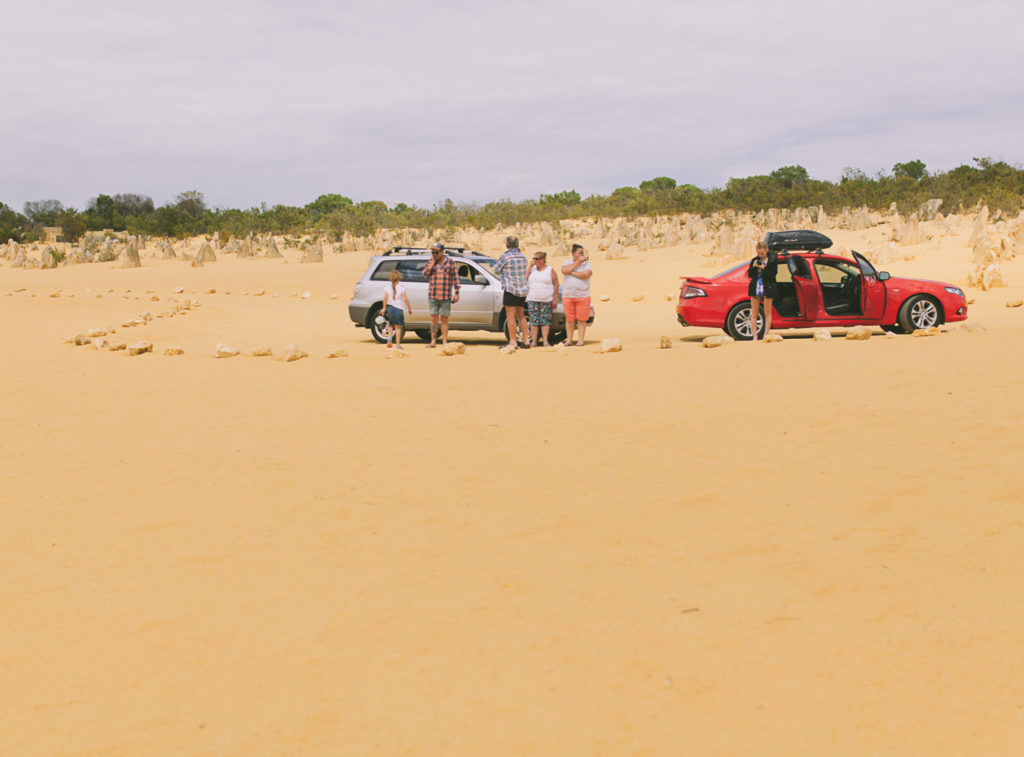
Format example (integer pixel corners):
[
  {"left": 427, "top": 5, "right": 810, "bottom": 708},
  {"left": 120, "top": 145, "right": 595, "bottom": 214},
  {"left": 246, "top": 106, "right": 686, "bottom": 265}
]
[{"left": 1, "top": 0, "right": 1021, "bottom": 211}]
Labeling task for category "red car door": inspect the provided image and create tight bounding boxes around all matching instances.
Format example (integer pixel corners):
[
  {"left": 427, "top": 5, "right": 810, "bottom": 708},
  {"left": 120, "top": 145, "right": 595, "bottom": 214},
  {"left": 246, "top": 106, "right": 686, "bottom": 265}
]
[
  {"left": 788, "top": 255, "right": 823, "bottom": 320},
  {"left": 852, "top": 251, "right": 886, "bottom": 320}
]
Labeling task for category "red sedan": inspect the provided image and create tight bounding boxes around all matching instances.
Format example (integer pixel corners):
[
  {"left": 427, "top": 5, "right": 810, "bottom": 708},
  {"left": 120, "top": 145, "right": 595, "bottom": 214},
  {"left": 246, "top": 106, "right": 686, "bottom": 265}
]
[{"left": 677, "top": 230, "right": 968, "bottom": 339}]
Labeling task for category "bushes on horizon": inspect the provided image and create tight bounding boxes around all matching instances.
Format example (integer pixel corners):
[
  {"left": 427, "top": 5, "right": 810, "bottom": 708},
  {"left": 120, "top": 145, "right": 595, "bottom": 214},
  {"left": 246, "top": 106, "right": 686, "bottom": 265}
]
[{"left": 12, "top": 157, "right": 1024, "bottom": 244}]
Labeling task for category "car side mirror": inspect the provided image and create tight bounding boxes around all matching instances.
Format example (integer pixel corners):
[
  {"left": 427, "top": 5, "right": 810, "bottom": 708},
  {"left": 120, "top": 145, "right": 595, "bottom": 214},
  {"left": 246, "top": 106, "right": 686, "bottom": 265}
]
[
  {"left": 878, "top": 271, "right": 890, "bottom": 281},
  {"left": 473, "top": 274, "right": 489, "bottom": 285}
]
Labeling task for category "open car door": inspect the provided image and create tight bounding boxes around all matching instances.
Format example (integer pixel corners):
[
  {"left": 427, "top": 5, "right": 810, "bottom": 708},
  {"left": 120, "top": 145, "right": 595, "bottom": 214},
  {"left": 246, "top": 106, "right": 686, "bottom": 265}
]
[
  {"left": 788, "top": 255, "right": 823, "bottom": 320},
  {"left": 852, "top": 251, "right": 886, "bottom": 319}
]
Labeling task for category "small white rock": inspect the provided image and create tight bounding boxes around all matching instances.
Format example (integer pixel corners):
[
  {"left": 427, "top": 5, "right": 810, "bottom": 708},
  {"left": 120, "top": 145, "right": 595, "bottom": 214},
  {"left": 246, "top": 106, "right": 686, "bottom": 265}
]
[
  {"left": 702, "top": 335, "right": 734, "bottom": 348},
  {"left": 281, "top": 344, "right": 308, "bottom": 362}
]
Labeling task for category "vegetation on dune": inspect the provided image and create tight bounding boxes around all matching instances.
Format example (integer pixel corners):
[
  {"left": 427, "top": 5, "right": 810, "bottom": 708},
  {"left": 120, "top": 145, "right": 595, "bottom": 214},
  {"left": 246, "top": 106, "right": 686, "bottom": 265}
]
[{"left": 3, "top": 157, "right": 1023, "bottom": 244}]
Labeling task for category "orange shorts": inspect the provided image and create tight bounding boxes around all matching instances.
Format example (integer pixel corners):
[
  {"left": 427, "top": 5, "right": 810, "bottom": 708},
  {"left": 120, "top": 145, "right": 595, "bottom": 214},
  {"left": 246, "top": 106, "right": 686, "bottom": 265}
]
[{"left": 562, "top": 297, "right": 590, "bottom": 321}]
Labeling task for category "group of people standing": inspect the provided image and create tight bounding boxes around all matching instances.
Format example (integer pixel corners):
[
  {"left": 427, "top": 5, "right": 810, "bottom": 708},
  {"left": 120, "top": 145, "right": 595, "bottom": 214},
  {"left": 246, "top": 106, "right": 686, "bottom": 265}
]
[
  {"left": 381, "top": 236, "right": 593, "bottom": 350},
  {"left": 494, "top": 236, "right": 592, "bottom": 349}
]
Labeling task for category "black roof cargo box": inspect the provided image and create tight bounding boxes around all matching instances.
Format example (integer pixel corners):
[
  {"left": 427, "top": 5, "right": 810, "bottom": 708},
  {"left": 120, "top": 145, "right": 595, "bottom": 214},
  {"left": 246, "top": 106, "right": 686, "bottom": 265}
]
[{"left": 764, "top": 230, "right": 833, "bottom": 252}]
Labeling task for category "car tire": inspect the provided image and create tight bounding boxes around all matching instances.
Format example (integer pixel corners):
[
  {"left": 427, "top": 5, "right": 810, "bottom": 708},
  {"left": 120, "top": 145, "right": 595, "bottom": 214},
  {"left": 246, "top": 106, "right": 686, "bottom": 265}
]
[
  {"left": 548, "top": 329, "right": 567, "bottom": 345},
  {"left": 898, "top": 295, "right": 942, "bottom": 333},
  {"left": 367, "top": 305, "right": 389, "bottom": 343},
  {"left": 725, "top": 301, "right": 763, "bottom": 341},
  {"left": 414, "top": 329, "right": 432, "bottom": 342}
]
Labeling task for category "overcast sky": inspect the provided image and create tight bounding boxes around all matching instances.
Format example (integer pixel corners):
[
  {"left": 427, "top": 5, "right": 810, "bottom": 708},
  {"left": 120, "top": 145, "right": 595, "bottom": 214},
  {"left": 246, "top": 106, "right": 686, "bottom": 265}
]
[{"left": 2, "top": 0, "right": 1022, "bottom": 212}]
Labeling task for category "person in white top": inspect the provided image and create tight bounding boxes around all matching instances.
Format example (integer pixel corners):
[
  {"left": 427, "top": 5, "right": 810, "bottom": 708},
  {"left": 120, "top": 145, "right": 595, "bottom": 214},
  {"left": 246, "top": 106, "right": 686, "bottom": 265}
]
[
  {"left": 382, "top": 269, "right": 412, "bottom": 349},
  {"left": 525, "top": 251, "right": 559, "bottom": 347},
  {"left": 561, "top": 244, "right": 593, "bottom": 346}
]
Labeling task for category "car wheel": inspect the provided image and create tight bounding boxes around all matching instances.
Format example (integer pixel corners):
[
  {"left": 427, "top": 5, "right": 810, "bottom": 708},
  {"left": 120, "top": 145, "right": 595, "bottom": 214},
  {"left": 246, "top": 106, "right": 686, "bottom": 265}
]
[
  {"left": 898, "top": 295, "right": 942, "bottom": 333},
  {"left": 414, "top": 329, "right": 432, "bottom": 342},
  {"left": 548, "top": 329, "right": 566, "bottom": 345},
  {"left": 367, "top": 305, "right": 389, "bottom": 343},
  {"left": 725, "top": 302, "right": 763, "bottom": 341}
]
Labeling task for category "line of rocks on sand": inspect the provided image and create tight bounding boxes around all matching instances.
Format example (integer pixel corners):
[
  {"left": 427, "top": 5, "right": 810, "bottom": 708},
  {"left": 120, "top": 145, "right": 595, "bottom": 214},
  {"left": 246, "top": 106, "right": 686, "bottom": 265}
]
[
  {"left": 700, "top": 323, "right": 987, "bottom": 348},
  {"left": 63, "top": 319, "right": 994, "bottom": 358}
]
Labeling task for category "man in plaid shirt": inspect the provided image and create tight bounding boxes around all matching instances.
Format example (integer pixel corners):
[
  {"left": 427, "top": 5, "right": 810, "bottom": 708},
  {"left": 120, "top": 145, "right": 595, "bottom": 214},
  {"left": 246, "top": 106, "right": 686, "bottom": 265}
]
[
  {"left": 495, "top": 235, "right": 530, "bottom": 349},
  {"left": 421, "top": 242, "right": 460, "bottom": 347}
]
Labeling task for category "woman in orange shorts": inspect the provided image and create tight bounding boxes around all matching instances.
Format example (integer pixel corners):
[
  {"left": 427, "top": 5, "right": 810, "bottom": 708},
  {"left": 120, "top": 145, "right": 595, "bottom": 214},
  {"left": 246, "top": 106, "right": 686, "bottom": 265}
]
[{"left": 560, "top": 244, "right": 592, "bottom": 346}]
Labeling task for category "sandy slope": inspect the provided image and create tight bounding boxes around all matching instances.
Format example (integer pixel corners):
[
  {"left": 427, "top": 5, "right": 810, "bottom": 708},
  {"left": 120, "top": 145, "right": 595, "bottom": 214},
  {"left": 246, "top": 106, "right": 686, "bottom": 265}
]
[{"left": 2, "top": 223, "right": 1024, "bottom": 755}]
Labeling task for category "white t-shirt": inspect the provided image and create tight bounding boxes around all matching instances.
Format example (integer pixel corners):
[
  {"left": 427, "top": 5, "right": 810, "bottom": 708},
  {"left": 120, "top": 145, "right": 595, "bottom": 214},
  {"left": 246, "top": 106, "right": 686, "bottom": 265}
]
[
  {"left": 527, "top": 266, "right": 556, "bottom": 302},
  {"left": 561, "top": 259, "right": 591, "bottom": 297},
  {"left": 383, "top": 283, "right": 408, "bottom": 310}
]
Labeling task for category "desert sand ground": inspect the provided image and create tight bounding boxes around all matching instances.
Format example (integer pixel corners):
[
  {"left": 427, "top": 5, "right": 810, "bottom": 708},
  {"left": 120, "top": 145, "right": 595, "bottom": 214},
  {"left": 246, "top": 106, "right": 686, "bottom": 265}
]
[{"left": 2, "top": 219, "right": 1024, "bottom": 755}]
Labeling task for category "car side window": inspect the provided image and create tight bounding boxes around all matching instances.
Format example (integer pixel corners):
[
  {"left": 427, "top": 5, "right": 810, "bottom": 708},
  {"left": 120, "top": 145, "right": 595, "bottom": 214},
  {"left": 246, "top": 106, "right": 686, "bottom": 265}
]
[
  {"left": 788, "top": 255, "right": 812, "bottom": 279},
  {"left": 814, "top": 260, "right": 856, "bottom": 284},
  {"left": 458, "top": 263, "right": 485, "bottom": 285},
  {"left": 396, "top": 261, "right": 428, "bottom": 283},
  {"left": 370, "top": 260, "right": 398, "bottom": 280},
  {"left": 776, "top": 261, "right": 793, "bottom": 283}
]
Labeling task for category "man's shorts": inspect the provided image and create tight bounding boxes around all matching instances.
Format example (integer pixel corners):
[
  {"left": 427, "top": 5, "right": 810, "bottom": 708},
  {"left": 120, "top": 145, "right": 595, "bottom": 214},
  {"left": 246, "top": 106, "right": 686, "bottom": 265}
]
[
  {"left": 503, "top": 291, "right": 527, "bottom": 308},
  {"left": 562, "top": 296, "right": 590, "bottom": 321},
  {"left": 428, "top": 297, "right": 452, "bottom": 317}
]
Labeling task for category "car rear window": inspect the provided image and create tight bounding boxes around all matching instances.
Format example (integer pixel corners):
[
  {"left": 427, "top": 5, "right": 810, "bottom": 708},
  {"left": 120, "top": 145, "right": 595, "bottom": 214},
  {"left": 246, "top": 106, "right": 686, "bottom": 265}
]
[{"left": 715, "top": 262, "right": 748, "bottom": 278}]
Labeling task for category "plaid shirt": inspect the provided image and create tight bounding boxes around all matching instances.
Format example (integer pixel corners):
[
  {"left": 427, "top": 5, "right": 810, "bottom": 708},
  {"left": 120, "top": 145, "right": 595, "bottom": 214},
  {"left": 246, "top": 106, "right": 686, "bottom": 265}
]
[
  {"left": 422, "top": 255, "right": 460, "bottom": 301},
  {"left": 495, "top": 248, "right": 529, "bottom": 297}
]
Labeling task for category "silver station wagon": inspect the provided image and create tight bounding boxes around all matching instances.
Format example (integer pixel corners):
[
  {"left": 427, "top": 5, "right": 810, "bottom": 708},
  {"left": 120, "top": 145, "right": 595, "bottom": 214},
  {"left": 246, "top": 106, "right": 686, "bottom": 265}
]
[{"left": 348, "top": 247, "right": 595, "bottom": 343}]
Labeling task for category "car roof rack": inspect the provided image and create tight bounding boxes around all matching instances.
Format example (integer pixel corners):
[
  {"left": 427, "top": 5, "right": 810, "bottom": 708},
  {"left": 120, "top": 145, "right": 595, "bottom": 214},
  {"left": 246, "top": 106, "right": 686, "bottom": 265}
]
[
  {"left": 381, "top": 245, "right": 488, "bottom": 257},
  {"left": 764, "top": 230, "right": 833, "bottom": 252}
]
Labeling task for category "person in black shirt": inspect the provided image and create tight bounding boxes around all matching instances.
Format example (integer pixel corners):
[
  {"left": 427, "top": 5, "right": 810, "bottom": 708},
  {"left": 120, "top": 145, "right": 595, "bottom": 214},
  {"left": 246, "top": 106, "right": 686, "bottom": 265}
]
[{"left": 747, "top": 240, "right": 778, "bottom": 341}]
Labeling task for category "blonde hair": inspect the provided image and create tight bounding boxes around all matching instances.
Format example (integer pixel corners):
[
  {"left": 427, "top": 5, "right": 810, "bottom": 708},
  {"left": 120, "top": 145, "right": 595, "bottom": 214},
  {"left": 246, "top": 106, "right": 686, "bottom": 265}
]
[
  {"left": 756, "top": 240, "right": 769, "bottom": 252},
  {"left": 389, "top": 268, "right": 401, "bottom": 295}
]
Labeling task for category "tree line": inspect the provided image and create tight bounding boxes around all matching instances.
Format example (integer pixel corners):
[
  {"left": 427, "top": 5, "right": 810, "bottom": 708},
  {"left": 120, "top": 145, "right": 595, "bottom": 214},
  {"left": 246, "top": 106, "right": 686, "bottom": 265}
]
[{"left": 2, "top": 157, "right": 1021, "bottom": 245}]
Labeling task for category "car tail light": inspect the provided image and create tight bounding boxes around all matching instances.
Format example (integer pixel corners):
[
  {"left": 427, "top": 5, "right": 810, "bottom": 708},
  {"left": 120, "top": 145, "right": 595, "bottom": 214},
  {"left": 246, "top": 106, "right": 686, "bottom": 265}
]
[{"left": 683, "top": 286, "right": 707, "bottom": 299}]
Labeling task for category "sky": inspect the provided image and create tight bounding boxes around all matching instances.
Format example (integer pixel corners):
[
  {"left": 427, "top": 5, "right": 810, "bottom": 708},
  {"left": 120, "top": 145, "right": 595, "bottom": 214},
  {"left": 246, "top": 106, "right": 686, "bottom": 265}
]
[{"left": 2, "top": 0, "right": 1022, "bottom": 213}]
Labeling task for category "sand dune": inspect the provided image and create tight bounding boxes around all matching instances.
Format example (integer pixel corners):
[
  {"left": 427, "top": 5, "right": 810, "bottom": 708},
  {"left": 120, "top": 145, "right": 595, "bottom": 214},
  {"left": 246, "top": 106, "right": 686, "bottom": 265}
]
[{"left": 2, "top": 217, "right": 1024, "bottom": 754}]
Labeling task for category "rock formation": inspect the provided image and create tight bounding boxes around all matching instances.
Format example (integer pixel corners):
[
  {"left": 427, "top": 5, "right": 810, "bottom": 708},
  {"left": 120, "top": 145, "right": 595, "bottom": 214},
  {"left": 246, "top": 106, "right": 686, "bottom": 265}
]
[
  {"left": 122, "top": 236, "right": 142, "bottom": 268},
  {"left": 265, "top": 237, "right": 284, "bottom": 258}
]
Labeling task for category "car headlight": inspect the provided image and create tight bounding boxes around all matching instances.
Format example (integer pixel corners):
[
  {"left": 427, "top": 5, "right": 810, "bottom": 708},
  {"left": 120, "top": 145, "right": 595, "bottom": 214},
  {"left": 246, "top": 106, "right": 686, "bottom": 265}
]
[
  {"left": 683, "top": 286, "right": 707, "bottom": 299},
  {"left": 944, "top": 286, "right": 964, "bottom": 298}
]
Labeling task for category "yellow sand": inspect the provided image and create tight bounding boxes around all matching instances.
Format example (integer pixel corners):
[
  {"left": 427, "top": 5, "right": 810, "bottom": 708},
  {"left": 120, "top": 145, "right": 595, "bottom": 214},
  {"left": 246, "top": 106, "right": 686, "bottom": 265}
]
[{"left": 3, "top": 221, "right": 1024, "bottom": 755}]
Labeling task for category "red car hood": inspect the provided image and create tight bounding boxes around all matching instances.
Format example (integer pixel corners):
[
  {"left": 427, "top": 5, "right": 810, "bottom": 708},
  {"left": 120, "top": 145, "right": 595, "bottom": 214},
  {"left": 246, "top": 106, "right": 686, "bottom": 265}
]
[{"left": 886, "top": 275, "right": 952, "bottom": 289}]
